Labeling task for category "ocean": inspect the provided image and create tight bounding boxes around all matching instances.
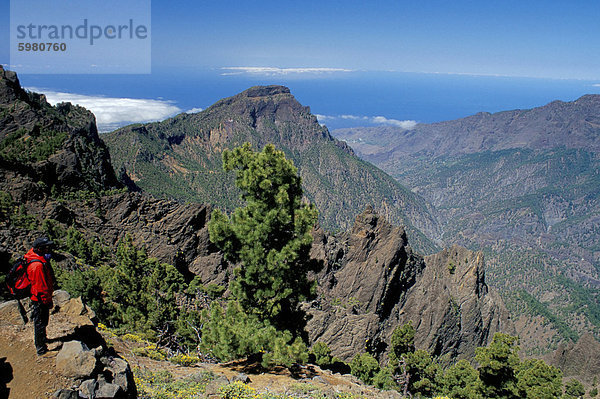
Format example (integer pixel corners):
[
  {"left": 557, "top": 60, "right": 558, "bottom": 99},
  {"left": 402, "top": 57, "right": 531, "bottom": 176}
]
[{"left": 15, "top": 68, "right": 600, "bottom": 130}]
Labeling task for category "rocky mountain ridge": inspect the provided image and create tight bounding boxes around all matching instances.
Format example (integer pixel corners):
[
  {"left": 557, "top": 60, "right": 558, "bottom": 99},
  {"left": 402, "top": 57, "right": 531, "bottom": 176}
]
[
  {"left": 307, "top": 207, "right": 512, "bottom": 361},
  {"left": 103, "top": 84, "right": 441, "bottom": 253},
  {"left": 0, "top": 66, "right": 120, "bottom": 196},
  {"left": 337, "top": 94, "right": 600, "bottom": 160}
]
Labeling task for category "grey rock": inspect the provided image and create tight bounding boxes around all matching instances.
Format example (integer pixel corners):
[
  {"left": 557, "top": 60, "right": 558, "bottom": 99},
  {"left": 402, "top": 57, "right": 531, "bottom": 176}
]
[
  {"left": 78, "top": 379, "right": 97, "bottom": 398},
  {"left": 61, "top": 297, "right": 96, "bottom": 321},
  {"left": 95, "top": 380, "right": 123, "bottom": 399},
  {"left": 547, "top": 333, "right": 600, "bottom": 383},
  {"left": 307, "top": 208, "right": 512, "bottom": 361},
  {"left": 0, "top": 300, "right": 30, "bottom": 325},
  {"left": 232, "top": 373, "right": 251, "bottom": 383},
  {"left": 92, "top": 346, "right": 105, "bottom": 358},
  {"left": 56, "top": 340, "right": 97, "bottom": 379},
  {"left": 52, "top": 389, "right": 79, "bottom": 399},
  {"left": 52, "top": 290, "right": 71, "bottom": 308},
  {"left": 101, "top": 356, "right": 131, "bottom": 392}
]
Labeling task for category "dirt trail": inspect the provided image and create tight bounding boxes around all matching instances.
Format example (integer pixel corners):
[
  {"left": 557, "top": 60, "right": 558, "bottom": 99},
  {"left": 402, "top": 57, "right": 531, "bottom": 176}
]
[{"left": 0, "top": 325, "right": 70, "bottom": 399}]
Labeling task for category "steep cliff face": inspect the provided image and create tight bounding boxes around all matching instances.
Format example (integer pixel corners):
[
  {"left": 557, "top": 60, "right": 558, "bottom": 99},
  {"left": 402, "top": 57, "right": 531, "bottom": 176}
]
[
  {"left": 0, "top": 66, "right": 120, "bottom": 195},
  {"left": 546, "top": 333, "right": 600, "bottom": 384},
  {"left": 307, "top": 207, "right": 512, "bottom": 361}
]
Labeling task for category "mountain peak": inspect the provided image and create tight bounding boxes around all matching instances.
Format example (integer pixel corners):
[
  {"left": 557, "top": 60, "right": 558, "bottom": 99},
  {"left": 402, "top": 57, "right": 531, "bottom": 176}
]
[{"left": 243, "top": 85, "right": 291, "bottom": 98}]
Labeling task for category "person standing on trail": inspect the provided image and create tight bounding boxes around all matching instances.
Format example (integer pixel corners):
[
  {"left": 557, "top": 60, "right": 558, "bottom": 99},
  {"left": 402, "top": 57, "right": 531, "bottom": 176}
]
[{"left": 24, "top": 237, "right": 56, "bottom": 355}]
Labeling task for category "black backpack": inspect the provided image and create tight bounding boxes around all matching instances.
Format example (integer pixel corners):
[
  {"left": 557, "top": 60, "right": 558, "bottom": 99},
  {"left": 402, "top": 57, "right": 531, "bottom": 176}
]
[{"left": 6, "top": 257, "right": 38, "bottom": 299}]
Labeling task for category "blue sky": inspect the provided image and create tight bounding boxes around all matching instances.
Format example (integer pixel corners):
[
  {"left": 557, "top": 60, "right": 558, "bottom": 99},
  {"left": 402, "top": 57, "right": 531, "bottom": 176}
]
[
  {"left": 1, "top": 1, "right": 600, "bottom": 131},
  {"left": 147, "top": 0, "right": 600, "bottom": 79}
]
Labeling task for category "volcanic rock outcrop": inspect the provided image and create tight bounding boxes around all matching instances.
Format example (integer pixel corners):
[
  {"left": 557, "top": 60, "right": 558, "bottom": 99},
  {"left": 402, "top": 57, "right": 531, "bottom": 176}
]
[{"left": 307, "top": 207, "right": 513, "bottom": 361}]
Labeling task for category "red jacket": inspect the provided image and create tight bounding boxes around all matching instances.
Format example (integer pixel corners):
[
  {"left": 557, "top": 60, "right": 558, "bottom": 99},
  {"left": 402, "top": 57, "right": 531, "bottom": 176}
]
[{"left": 24, "top": 248, "right": 54, "bottom": 305}]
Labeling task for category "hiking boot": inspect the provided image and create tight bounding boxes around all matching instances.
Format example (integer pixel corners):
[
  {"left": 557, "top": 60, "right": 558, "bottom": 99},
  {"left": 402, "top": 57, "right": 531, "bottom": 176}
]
[{"left": 36, "top": 347, "right": 49, "bottom": 356}]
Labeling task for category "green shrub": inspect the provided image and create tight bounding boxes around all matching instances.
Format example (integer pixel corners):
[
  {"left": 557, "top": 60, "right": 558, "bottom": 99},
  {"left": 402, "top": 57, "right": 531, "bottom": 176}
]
[
  {"left": 516, "top": 359, "right": 562, "bottom": 399},
  {"left": 310, "top": 341, "right": 333, "bottom": 367},
  {"left": 403, "top": 349, "right": 442, "bottom": 397},
  {"left": 134, "top": 368, "right": 213, "bottom": 399},
  {"left": 372, "top": 365, "right": 397, "bottom": 390},
  {"left": 442, "top": 359, "right": 482, "bottom": 399},
  {"left": 390, "top": 321, "right": 415, "bottom": 362},
  {"left": 132, "top": 346, "right": 168, "bottom": 361},
  {"left": 219, "top": 381, "right": 256, "bottom": 399},
  {"left": 564, "top": 379, "right": 585, "bottom": 398},
  {"left": 262, "top": 336, "right": 308, "bottom": 368},
  {"left": 350, "top": 353, "right": 380, "bottom": 385},
  {"left": 169, "top": 354, "right": 200, "bottom": 367}
]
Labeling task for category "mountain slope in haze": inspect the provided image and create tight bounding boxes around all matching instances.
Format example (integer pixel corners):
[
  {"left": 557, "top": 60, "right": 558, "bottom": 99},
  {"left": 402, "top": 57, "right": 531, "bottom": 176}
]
[
  {"left": 334, "top": 96, "right": 600, "bottom": 352},
  {"left": 341, "top": 95, "right": 600, "bottom": 160},
  {"left": 104, "top": 85, "right": 441, "bottom": 253}
]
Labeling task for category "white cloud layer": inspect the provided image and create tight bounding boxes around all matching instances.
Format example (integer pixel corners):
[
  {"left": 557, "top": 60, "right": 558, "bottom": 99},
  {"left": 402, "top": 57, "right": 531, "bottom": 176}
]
[
  {"left": 316, "top": 114, "right": 417, "bottom": 129},
  {"left": 221, "top": 66, "right": 353, "bottom": 76},
  {"left": 372, "top": 116, "right": 417, "bottom": 129},
  {"left": 27, "top": 87, "right": 182, "bottom": 132},
  {"left": 186, "top": 107, "right": 204, "bottom": 114}
]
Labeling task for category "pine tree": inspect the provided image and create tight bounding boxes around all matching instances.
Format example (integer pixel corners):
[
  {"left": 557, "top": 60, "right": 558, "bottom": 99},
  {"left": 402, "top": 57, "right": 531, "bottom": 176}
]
[
  {"left": 208, "top": 143, "right": 321, "bottom": 334},
  {"left": 516, "top": 359, "right": 563, "bottom": 399},
  {"left": 390, "top": 321, "right": 416, "bottom": 362},
  {"left": 475, "top": 333, "right": 520, "bottom": 399},
  {"left": 442, "top": 359, "right": 482, "bottom": 399}
]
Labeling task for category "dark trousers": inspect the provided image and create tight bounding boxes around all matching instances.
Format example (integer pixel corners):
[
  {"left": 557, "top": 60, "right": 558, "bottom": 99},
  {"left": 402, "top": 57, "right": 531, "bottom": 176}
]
[{"left": 31, "top": 301, "right": 50, "bottom": 354}]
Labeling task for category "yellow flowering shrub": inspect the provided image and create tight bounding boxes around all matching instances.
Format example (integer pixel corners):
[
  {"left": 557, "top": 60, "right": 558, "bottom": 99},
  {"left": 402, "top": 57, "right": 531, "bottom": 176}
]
[
  {"left": 132, "top": 345, "right": 168, "bottom": 361},
  {"left": 219, "top": 381, "right": 256, "bottom": 399},
  {"left": 122, "top": 333, "right": 145, "bottom": 343},
  {"left": 169, "top": 353, "right": 200, "bottom": 367}
]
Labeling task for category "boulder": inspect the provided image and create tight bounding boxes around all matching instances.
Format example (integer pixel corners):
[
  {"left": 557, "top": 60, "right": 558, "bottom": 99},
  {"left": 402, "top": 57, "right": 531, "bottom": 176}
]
[
  {"left": 78, "top": 379, "right": 97, "bottom": 399},
  {"left": 52, "top": 290, "right": 71, "bottom": 308},
  {"left": 101, "top": 356, "right": 132, "bottom": 392},
  {"left": 95, "top": 380, "right": 124, "bottom": 399},
  {"left": 0, "top": 300, "right": 30, "bottom": 325},
  {"left": 53, "top": 389, "right": 79, "bottom": 399},
  {"left": 61, "top": 296, "right": 96, "bottom": 321},
  {"left": 56, "top": 340, "right": 97, "bottom": 379}
]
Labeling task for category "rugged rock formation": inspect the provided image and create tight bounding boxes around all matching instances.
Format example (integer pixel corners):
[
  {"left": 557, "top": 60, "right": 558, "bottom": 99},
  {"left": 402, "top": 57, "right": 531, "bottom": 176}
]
[
  {"left": 307, "top": 207, "right": 513, "bottom": 361},
  {"left": 0, "top": 65, "right": 121, "bottom": 195},
  {"left": 546, "top": 333, "right": 600, "bottom": 384},
  {"left": 0, "top": 291, "right": 136, "bottom": 398},
  {"left": 334, "top": 96, "right": 600, "bottom": 352}
]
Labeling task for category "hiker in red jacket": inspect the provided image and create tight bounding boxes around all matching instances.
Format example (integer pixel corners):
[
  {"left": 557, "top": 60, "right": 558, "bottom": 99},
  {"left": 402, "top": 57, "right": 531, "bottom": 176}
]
[{"left": 25, "top": 237, "right": 55, "bottom": 355}]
